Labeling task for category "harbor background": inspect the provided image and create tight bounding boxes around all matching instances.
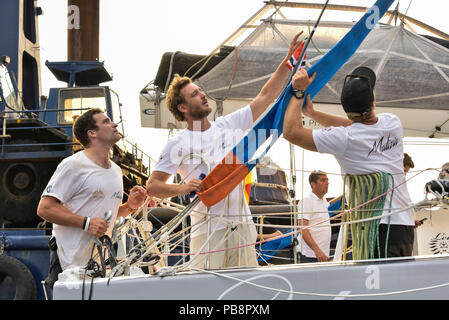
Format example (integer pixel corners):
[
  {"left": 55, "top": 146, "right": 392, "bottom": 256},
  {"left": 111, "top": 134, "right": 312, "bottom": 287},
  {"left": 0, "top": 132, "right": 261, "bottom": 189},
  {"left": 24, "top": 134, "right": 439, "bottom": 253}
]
[{"left": 37, "top": 0, "right": 449, "bottom": 201}]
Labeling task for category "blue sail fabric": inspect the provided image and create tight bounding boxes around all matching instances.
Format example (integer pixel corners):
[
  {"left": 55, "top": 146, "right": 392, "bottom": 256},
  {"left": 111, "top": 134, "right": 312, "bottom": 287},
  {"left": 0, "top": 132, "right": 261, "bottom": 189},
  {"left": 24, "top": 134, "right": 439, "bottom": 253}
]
[
  {"left": 232, "top": 0, "right": 395, "bottom": 167},
  {"left": 303, "top": 0, "right": 395, "bottom": 102},
  {"left": 257, "top": 228, "right": 295, "bottom": 262}
]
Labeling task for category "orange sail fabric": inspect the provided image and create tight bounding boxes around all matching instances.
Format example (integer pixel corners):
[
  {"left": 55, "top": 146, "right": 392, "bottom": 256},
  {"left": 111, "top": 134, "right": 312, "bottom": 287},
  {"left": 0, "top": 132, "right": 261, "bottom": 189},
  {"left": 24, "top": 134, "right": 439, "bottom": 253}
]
[{"left": 197, "top": 154, "right": 250, "bottom": 207}]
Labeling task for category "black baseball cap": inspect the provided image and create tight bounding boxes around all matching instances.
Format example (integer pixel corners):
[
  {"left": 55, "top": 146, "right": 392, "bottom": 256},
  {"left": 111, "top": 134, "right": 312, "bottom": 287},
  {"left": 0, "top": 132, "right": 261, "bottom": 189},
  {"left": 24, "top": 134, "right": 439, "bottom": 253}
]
[{"left": 340, "top": 66, "right": 376, "bottom": 115}]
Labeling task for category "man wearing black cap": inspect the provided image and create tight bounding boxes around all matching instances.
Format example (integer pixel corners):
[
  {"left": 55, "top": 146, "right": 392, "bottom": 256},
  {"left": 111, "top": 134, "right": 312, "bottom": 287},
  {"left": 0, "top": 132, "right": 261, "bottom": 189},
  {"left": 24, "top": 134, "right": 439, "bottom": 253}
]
[{"left": 283, "top": 67, "right": 415, "bottom": 258}]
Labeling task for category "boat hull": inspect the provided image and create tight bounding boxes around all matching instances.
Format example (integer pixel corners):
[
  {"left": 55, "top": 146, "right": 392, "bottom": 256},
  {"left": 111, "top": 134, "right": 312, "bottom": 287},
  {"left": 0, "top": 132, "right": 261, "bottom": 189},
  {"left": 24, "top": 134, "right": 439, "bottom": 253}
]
[{"left": 53, "top": 254, "right": 449, "bottom": 300}]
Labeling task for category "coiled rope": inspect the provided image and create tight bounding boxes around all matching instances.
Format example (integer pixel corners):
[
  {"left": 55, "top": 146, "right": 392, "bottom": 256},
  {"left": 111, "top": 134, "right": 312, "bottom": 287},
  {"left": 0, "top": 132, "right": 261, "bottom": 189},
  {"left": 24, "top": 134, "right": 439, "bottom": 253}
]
[{"left": 342, "top": 172, "right": 393, "bottom": 261}]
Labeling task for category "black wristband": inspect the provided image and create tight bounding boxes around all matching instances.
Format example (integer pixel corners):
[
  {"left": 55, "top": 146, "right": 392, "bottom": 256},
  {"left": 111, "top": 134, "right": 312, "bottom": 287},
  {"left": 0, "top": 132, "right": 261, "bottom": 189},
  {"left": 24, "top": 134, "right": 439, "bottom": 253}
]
[{"left": 82, "top": 216, "right": 87, "bottom": 230}]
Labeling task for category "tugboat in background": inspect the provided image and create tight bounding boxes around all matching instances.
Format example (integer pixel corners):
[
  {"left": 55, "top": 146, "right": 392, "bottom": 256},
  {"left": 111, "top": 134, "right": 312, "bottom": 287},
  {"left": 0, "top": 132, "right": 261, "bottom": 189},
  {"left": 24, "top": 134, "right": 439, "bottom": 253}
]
[{"left": 0, "top": 0, "right": 148, "bottom": 300}]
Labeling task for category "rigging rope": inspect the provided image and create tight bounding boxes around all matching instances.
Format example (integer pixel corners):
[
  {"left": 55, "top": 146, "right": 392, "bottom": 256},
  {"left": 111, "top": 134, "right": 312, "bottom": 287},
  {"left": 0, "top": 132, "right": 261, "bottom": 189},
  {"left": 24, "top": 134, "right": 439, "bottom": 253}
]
[{"left": 108, "top": 167, "right": 436, "bottom": 276}]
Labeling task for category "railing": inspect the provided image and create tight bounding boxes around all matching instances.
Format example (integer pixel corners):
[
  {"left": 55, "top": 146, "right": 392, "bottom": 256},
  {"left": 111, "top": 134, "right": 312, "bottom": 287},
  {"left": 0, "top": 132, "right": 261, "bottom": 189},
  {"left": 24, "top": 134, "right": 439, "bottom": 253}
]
[
  {"left": 0, "top": 108, "right": 154, "bottom": 174},
  {"left": 115, "top": 137, "right": 155, "bottom": 176},
  {"left": 0, "top": 108, "right": 79, "bottom": 157}
]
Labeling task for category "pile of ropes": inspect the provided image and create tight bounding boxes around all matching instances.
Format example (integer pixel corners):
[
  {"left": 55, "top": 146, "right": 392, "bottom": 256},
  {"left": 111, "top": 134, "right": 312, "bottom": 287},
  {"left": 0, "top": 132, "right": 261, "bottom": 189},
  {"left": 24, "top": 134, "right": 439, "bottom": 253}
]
[{"left": 341, "top": 172, "right": 393, "bottom": 260}]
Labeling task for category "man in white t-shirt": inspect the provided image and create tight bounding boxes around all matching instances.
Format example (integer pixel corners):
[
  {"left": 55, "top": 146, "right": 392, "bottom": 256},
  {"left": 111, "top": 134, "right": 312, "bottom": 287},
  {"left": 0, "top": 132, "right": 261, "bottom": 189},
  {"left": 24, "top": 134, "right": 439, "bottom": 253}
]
[
  {"left": 283, "top": 66, "right": 415, "bottom": 258},
  {"left": 147, "top": 32, "right": 305, "bottom": 269},
  {"left": 297, "top": 170, "right": 331, "bottom": 263},
  {"left": 37, "top": 108, "right": 146, "bottom": 290}
]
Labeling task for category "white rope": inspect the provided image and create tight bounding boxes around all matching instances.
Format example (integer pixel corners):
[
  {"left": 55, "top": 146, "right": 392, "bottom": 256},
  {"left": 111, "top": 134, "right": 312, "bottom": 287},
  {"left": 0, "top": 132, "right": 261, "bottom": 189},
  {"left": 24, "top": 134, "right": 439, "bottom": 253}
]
[{"left": 191, "top": 267, "right": 449, "bottom": 298}]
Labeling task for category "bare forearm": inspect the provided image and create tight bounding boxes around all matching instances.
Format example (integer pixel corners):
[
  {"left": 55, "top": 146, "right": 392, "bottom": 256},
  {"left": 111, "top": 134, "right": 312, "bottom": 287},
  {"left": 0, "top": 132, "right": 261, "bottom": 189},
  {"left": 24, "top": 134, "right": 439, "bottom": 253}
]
[
  {"left": 37, "top": 198, "right": 83, "bottom": 228},
  {"left": 283, "top": 94, "right": 303, "bottom": 137},
  {"left": 146, "top": 179, "right": 185, "bottom": 200},
  {"left": 300, "top": 229, "right": 321, "bottom": 253},
  {"left": 38, "top": 197, "right": 109, "bottom": 237},
  {"left": 118, "top": 185, "right": 147, "bottom": 218},
  {"left": 259, "top": 56, "right": 290, "bottom": 101},
  {"left": 251, "top": 31, "right": 305, "bottom": 120},
  {"left": 250, "top": 59, "right": 290, "bottom": 121},
  {"left": 146, "top": 170, "right": 202, "bottom": 201},
  {"left": 283, "top": 96, "right": 317, "bottom": 151},
  {"left": 308, "top": 109, "right": 352, "bottom": 127}
]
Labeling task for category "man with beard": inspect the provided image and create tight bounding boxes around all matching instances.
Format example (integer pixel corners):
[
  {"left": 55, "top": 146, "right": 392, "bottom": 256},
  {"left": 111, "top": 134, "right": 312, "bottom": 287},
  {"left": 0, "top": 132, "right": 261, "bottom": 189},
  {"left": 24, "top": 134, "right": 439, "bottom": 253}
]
[{"left": 147, "top": 31, "right": 304, "bottom": 269}]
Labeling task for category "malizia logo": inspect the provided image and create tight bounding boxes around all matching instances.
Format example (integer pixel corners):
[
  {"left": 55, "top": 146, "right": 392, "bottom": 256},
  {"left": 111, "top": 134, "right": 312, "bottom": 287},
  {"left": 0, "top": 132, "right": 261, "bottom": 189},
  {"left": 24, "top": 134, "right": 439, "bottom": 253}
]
[{"left": 429, "top": 233, "right": 449, "bottom": 254}]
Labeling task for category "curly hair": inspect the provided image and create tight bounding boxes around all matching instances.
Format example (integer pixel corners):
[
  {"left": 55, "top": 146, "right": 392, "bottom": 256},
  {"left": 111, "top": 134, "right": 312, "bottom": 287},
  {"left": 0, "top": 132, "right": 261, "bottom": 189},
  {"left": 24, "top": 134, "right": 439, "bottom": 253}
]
[
  {"left": 166, "top": 74, "right": 192, "bottom": 122},
  {"left": 73, "top": 108, "right": 103, "bottom": 148}
]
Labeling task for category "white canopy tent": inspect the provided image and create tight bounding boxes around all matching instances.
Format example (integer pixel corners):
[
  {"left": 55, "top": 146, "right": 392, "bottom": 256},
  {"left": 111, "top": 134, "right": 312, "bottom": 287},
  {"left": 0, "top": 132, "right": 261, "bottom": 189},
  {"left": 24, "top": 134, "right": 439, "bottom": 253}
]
[
  {"left": 138, "top": 2, "right": 449, "bottom": 202},
  {"left": 140, "top": 2, "right": 449, "bottom": 138}
]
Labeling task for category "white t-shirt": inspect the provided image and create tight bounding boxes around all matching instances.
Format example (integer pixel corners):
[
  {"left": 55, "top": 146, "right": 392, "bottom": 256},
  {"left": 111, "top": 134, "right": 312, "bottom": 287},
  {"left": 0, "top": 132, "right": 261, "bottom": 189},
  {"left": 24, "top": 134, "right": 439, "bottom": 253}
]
[
  {"left": 313, "top": 113, "right": 414, "bottom": 226},
  {"left": 297, "top": 192, "right": 331, "bottom": 258},
  {"left": 42, "top": 151, "right": 123, "bottom": 270},
  {"left": 153, "top": 105, "right": 254, "bottom": 238}
]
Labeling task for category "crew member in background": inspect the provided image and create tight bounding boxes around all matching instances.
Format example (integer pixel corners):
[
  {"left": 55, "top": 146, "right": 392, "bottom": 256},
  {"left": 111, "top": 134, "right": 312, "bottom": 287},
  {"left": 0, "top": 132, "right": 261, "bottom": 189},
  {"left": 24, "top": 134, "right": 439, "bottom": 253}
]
[{"left": 297, "top": 170, "right": 331, "bottom": 263}]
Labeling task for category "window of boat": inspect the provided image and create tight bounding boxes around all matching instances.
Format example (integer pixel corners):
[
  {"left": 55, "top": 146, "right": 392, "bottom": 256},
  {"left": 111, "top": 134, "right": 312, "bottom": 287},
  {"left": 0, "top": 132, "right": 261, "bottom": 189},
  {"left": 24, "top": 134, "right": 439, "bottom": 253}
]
[
  {"left": 58, "top": 87, "right": 107, "bottom": 124},
  {"left": 109, "top": 89, "right": 124, "bottom": 135},
  {"left": 0, "top": 65, "right": 20, "bottom": 112}
]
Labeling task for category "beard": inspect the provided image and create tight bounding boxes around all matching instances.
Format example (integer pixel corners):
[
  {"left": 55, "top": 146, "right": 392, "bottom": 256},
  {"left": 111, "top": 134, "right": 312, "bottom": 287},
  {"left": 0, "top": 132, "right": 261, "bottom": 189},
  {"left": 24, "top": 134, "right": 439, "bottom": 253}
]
[{"left": 189, "top": 104, "right": 212, "bottom": 120}]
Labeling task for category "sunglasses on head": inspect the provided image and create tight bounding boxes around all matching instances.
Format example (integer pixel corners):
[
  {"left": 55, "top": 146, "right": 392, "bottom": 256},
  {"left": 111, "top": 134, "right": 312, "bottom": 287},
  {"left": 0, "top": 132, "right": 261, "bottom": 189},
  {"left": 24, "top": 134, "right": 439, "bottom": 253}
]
[{"left": 344, "top": 73, "right": 374, "bottom": 101}]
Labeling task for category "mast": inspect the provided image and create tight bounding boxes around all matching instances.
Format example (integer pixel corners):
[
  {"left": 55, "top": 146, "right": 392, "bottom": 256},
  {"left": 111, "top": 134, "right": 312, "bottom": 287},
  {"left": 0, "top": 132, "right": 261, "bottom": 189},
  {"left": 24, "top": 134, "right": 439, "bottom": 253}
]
[{"left": 67, "top": 0, "right": 99, "bottom": 61}]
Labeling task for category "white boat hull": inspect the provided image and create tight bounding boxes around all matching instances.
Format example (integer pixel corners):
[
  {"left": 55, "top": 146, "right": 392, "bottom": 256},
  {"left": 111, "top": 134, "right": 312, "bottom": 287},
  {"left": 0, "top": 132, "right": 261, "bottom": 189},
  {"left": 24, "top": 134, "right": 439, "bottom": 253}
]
[{"left": 53, "top": 254, "right": 449, "bottom": 300}]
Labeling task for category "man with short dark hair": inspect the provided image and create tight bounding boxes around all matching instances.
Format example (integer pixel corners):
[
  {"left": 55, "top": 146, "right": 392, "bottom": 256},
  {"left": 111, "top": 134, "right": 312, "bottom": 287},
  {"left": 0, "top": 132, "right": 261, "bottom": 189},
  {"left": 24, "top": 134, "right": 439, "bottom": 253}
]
[
  {"left": 297, "top": 170, "right": 331, "bottom": 263},
  {"left": 283, "top": 67, "right": 415, "bottom": 258},
  {"left": 37, "top": 108, "right": 146, "bottom": 290}
]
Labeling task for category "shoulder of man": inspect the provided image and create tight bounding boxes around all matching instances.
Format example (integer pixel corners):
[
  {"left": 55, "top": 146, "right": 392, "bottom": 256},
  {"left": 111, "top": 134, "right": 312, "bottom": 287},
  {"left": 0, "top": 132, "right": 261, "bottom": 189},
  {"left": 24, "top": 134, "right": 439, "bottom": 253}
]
[
  {"left": 158, "top": 129, "right": 189, "bottom": 152},
  {"left": 56, "top": 152, "right": 79, "bottom": 170},
  {"left": 377, "top": 113, "right": 403, "bottom": 128},
  {"left": 215, "top": 105, "right": 252, "bottom": 127},
  {"left": 110, "top": 160, "right": 122, "bottom": 173},
  {"left": 315, "top": 125, "right": 348, "bottom": 136},
  {"left": 378, "top": 112, "right": 400, "bottom": 122}
]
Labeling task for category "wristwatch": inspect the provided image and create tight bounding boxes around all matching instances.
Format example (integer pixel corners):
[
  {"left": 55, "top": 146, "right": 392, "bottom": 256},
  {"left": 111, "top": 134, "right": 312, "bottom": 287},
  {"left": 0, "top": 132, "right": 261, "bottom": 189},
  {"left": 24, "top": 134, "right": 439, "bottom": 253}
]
[{"left": 291, "top": 87, "right": 305, "bottom": 99}]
